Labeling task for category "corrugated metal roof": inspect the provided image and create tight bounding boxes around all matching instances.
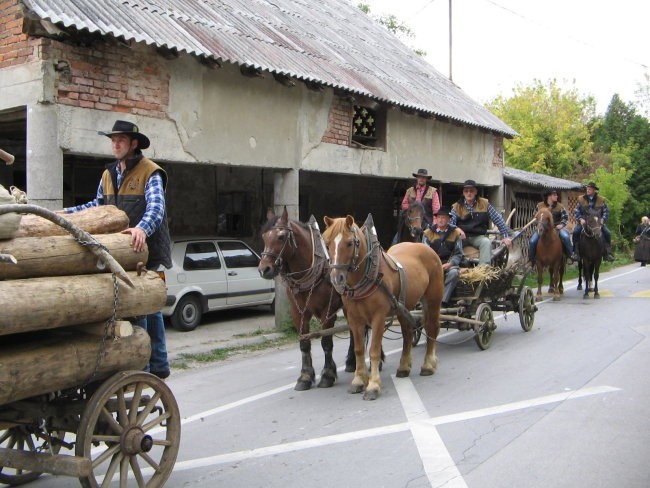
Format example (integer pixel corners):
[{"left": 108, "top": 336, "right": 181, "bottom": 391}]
[
  {"left": 21, "top": 0, "right": 517, "bottom": 137},
  {"left": 503, "top": 167, "right": 584, "bottom": 191}
]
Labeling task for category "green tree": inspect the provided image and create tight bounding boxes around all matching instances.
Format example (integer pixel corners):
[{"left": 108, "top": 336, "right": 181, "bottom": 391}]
[{"left": 487, "top": 80, "right": 596, "bottom": 179}]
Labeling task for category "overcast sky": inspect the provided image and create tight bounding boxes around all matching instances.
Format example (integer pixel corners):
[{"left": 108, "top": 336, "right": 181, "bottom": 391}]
[{"left": 359, "top": 0, "right": 649, "bottom": 114}]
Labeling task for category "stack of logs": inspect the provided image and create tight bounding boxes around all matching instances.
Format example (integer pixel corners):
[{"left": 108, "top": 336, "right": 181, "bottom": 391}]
[{"left": 0, "top": 206, "right": 167, "bottom": 405}]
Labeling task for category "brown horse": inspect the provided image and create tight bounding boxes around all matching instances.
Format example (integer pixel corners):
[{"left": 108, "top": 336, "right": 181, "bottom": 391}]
[
  {"left": 258, "top": 207, "right": 343, "bottom": 390},
  {"left": 323, "top": 214, "right": 444, "bottom": 400},
  {"left": 395, "top": 201, "right": 426, "bottom": 244},
  {"left": 534, "top": 207, "right": 565, "bottom": 301},
  {"left": 577, "top": 208, "right": 603, "bottom": 299}
]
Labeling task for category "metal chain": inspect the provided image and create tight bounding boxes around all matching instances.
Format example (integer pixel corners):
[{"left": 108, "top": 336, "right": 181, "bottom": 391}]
[{"left": 85, "top": 272, "right": 119, "bottom": 385}]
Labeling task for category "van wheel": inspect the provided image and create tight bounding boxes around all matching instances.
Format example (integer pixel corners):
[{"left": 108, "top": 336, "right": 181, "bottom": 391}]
[{"left": 171, "top": 295, "right": 202, "bottom": 331}]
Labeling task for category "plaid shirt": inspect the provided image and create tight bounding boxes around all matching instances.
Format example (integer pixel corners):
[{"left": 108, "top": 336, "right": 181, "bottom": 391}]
[
  {"left": 65, "top": 170, "right": 165, "bottom": 237},
  {"left": 575, "top": 194, "right": 609, "bottom": 223}
]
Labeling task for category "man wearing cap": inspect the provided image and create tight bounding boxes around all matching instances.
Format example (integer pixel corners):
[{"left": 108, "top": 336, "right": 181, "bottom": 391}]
[
  {"left": 64, "top": 120, "right": 172, "bottom": 379},
  {"left": 450, "top": 179, "right": 512, "bottom": 265},
  {"left": 401, "top": 169, "right": 441, "bottom": 227},
  {"left": 528, "top": 190, "right": 574, "bottom": 266},
  {"left": 571, "top": 182, "right": 614, "bottom": 262},
  {"left": 423, "top": 206, "right": 463, "bottom": 306}
]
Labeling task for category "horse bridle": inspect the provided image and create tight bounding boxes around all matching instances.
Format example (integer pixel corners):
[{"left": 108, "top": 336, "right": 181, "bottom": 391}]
[
  {"left": 328, "top": 225, "right": 362, "bottom": 272},
  {"left": 261, "top": 223, "right": 296, "bottom": 269}
]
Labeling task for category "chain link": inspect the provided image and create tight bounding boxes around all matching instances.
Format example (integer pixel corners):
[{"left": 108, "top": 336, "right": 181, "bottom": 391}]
[{"left": 85, "top": 272, "right": 119, "bottom": 385}]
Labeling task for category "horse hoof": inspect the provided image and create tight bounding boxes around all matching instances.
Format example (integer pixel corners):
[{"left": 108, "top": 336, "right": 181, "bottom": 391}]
[
  {"left": 344, "top": 364, "right": 355, "bottom": 373},
  {"left": 396, "top": 369, "right": 410, "bottom": 378},
  {"left": 294, "top": 380, "right": 312, "bottom": 391},
  {"left": 553, "top": 295, "right": 561, "bottom": 301},
  {"left": 348, "top": 384, "right": 364, "bottom": 394},
  {"left": 594, "top": 293, "right": 600, "bottom": 299},
  {"left": 318, "top": 376, "right": 336, "bottom": 388},
  {"left": 420, "top": 367, "right": 435, "bottom": 376},
  {"left": 577, "top": 285, "right": 583, "bottom": 290},
  {"left": 363, "top": 389, "right": 379, "bottom": 401}
]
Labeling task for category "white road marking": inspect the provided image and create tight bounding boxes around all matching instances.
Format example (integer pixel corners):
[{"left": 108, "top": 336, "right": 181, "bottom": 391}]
[
  {"left": 393, "top": 375, "right": 468, "bottom": 488},
  {"left": 163, "top": 385, "right": 619, "bottom": 476}
]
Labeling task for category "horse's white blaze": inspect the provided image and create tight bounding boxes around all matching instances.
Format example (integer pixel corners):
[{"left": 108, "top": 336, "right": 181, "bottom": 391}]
[{"left": 332, "top": 232, "right": 343, "bottom": 264}]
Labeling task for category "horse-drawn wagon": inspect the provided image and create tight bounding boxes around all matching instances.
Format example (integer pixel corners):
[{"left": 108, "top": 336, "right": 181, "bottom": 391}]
[{"left": 0, "top": 203, "right": 180, "bottom": 487}]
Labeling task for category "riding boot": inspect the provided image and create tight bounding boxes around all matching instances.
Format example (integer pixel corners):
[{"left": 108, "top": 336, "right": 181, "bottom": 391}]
[
  {"left": 603, "top": 243, "right": 615, "bottom": 262},
  {"left": 570, "top": 250, "right": 580, "bottom": 262}
]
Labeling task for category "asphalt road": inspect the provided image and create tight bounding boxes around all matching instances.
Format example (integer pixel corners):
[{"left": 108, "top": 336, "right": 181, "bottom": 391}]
[{"left": 30, "top": 263, "right": 650, "bottom": 487}]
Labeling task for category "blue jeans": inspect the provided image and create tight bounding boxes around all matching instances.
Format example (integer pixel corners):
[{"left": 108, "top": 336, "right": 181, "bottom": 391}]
[
  {"left": 465, "top": 235, "right": 492, "bottom": 265},
  {"left": 442, "top": 266, "right": 459, "bottom": 303},
  {"left": 529, "top": 229, "right": 573, "bottom": 262},
  {"left": 135, "top": 312, "right": 170, "bottom": 373}
]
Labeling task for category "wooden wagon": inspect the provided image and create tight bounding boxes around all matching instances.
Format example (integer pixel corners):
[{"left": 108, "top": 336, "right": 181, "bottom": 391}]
[{"left": 0, "top": 204, "right": 181, "bottom": 487}]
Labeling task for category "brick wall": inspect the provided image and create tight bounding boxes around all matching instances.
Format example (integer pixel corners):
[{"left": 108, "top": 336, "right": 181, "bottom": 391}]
[
  {"left": 0, "top": 1, "right": 169, "bottom": 119},
  {"left": 321, "top": 95, "right": 352, "bottom": 145}
]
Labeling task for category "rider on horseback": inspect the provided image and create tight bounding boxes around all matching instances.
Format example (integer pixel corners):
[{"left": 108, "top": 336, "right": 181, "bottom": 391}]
[
  {"left": 571, "top": 182, "right": 615, "bottom": 262},
  {"left": 527, "top": 190, "right": 574, "bottom": 266},
  {"left": 423, "top": 206, "right": 464, "bottom": 307},
  {"left": 392, "top": 168, "right": 441, "bottom": 244}
]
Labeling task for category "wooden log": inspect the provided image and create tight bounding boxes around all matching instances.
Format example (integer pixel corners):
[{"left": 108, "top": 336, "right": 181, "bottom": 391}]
[
  {"left": 0, "top": 271, "right": 165, "bottom": 336},
  {"left": 0, "top": 326, "right": 150, "bottom": 404},
  {"left": 0, "top": 233, "right": 147, "bottom": 280},
  {"left": 15, "top": 205, "right": 129, "bottom": 237},
  {"left": 0, "top": 448, "right": 91, "bottom": 478},
  {"left": 69, "top": 320, "right": 134, "bottom": 338}
]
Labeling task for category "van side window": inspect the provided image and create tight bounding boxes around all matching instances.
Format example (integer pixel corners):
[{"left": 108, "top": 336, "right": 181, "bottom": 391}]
[
  {"left": 183, "top": 242, "right": 222, "bottom": 270},
  {"left": 219, "top": 241, "right": 260, "bottom": 268}
]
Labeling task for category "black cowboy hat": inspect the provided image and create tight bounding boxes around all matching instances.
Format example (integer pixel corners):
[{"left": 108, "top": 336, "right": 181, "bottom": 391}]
[
  {"left": 435, "top": 206, "right": 452, "bottom": 217},
  {"left": 586, "top": 181, "right": 599, "bottom": 190},
  {"left": 543, "top": 189, "right": 558, "bottom": 197},
  {"left": 412, "top": 168, "right": 432, "bottom": 179},
  {"left": 98, "top": 120, "right": 150, "bottom": 149},
  {"left": 462, "top": 179, "right": 478, "bottom": 189}
]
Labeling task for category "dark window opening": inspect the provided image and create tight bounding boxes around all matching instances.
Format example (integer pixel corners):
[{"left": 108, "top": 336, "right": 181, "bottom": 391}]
[
  {"left": 216, "top": 192, "right": 250, "bottom": 237},
  {"left": 352, "top": 105, "right": 386, "bottom": 149}
]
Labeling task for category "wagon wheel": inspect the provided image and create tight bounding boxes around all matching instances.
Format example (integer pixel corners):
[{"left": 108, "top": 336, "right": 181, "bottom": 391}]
[
  {"left": 0, "top": 425, "right": 65, "bottom": 485},
  {"left": 76, "top": 371, "right": 180, "bottom": 488},
  {"left": 518, "top": 286, "right": 536, "bottom": 332},
  {"left": 473, "top": 303, "right": 495, "bottom": 350}
]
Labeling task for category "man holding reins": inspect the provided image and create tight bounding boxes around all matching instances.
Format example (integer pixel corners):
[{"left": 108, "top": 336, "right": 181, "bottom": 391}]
[{"left": 528, "top": 189, "right": 574, "bottom": 266}]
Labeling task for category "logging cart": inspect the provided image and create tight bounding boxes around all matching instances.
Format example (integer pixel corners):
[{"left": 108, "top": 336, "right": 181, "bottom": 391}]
[{"left": 0, "top": 202, "right": 180, "bottom": 487}]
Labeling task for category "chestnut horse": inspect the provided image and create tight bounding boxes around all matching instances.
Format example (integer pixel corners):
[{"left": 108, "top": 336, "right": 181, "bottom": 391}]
[
  {"left": 323, "top": 214, "right": 444, "bottom": 400},
  {"left": 534, "top": 207, "right": 565, "bottom": 301},
  {"left": 258, "top": 208, "right": 344, "bottom": 390},
  {"left": 395, "top": 201, "right": 426, "bottom": 244},
  {"left": 577, "top": 208, "right": 603, "bottom": 299}
]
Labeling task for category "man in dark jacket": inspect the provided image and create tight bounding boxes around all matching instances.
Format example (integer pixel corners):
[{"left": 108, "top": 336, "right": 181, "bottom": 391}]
[
  {"left": 64, "top": 120, "right": 172, "bottom": 378},
  {"left": 423, "top": 206, "right": 463, "bottom": 306},
  {"left": 571, "top": 182, "right": 614, "bottom": 262}
]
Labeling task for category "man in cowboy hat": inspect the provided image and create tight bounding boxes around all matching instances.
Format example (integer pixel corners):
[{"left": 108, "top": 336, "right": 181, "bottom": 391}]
[
  {"left": 423, "top": 206, "right": 463, "bottom": 306},
  {"left": 527, "top": 189, "right": 574, "bottom": 266},
  {"left": 571, "top": 181, "right": 614, "bottom": 262},
  {"left": 450, "top": 179, "right": 512, "bottom": 265},
  {"left": 401, "top": 168, "right": 441, "bottom": 227},
  {"left": 63, "top": 119, "right": 172, "bottom": 378}
]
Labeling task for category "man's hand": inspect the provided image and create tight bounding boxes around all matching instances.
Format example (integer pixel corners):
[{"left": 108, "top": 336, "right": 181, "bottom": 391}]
[
  {"left": 502, "top": 237, "right": 512, "bottom": 248},
  {"left": 580, "top": 218, "right": 586, "bottom": 225},
  {"left": 555, "top": 224, "right": 563, "bottom": 230},
  {"left": 458, "top": 229, "right": 466, "bottom": 239},
  {"left": 442, "top": 262, "right": 451, "bottom": 271},
  {"left": 123, "top": 227, "right": 147, "bottom": 253}
]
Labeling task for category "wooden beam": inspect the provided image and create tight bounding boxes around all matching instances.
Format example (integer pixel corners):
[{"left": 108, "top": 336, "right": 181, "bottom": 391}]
[{"left": 0, "top": 448, "right": 91, "bottom": 478}]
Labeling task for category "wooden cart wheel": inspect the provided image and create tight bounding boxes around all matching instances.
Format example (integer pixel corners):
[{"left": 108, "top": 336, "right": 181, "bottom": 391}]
[
  {"left": 518, "top": 286, "right": 536, "bottom": 332},
  {"left": 473, "top": 303, "right": 495, "bottom": 350},
  {"left": 75, "top": 371, "right": 180, "bottom": 488},
  {"left": 0, "top": 425, "right": 64, "bottom": 485}
]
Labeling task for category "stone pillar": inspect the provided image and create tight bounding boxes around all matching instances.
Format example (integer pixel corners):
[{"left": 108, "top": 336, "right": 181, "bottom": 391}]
[
  {"left": 26, "top": 103, "right": 62, "bottom": 209},
  {"left": 272, "top": 168, "right": 299, "bottom": 329}
]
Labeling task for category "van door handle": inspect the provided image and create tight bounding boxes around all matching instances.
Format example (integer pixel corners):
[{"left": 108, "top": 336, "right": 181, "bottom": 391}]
[{"left": 228, "top": 271, "right": 237, "bottom": 276}]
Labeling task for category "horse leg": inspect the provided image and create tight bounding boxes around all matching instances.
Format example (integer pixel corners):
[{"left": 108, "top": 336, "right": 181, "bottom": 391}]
[
  {"left": 363, "top": 319, "right": 385, "bottom": 401},
  {"left": 593, "top": 264, "right": 600, "bottom": 299},
  {"left": 420, "top": 299, "right": 440, "bottom": 376},
  {"left": 536, "top": 265, "right": 544, "bottom": 300},
  {"left": 317, "top": 316, "right": 338, "bottom": 388},
  {"left": 577, "top": 260, "right": 583, "bottom": 290},
  {"left": 348, "top": 321, "right": 368, "bottom": 394},
  {"left": 345, "top": 335, "right": 356, "bottom": 372},
  {"left": 583, "top": 263, "right": 591, "bottom": 299},
  {"left": 395, "top": 314, "right": 413, "bottom": 378},
  {"left": 294, "top": 309, "right": 316, "bottom": 390}
]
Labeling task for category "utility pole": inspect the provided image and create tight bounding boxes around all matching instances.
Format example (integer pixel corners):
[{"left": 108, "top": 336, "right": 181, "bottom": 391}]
[{"left": 449, "top": 0, "right": 453, "bottom": 81}]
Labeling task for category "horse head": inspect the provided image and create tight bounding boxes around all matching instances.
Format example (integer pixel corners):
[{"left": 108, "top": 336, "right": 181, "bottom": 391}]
[
  {"left": 536, "top": 207, "right": 554, "bottom": 237},
  {"left": 259, "top": 206, "right": 295, "bottom": 279},
  {"left": 323, "top": 214, "right": 362, "bottom": 294},
  {"left": 405, "top": 201, "right": 425, "bottom": 242},
  {"left": 582, "top": 208, "right": 602, "bottom": 239}
]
